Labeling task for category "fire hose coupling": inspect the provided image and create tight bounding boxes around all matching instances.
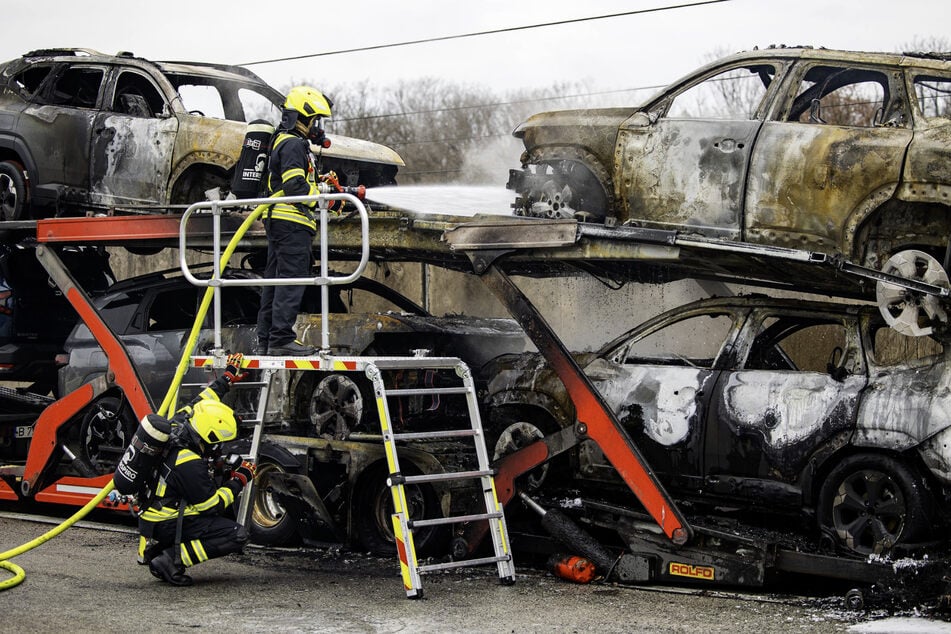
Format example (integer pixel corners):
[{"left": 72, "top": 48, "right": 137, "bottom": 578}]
[{"left": 106, "top": 490, "right": 136, "bottom": 506}]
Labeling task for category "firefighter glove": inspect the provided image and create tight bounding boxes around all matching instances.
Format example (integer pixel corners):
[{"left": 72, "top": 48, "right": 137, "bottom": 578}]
[
  {"left": 232, "top": 460, "right": 256, "bottom": 487},
  {"left": 224, "top": 353, "right": 249, "bottom": 384}
]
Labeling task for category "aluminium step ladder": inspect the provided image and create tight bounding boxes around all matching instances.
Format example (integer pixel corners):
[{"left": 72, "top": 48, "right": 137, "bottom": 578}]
[
  {"left": 366, "top": 355, "right": 516, "bottom": 599},
  {"left": 191, "top": 352, "right": 517, "bottom": 599}
]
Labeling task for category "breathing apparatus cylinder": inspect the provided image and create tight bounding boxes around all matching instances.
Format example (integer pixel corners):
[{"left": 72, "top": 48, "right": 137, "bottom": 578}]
[
  {"left": 113, "top": 414, "right": 172, "bottom": 497},
  {"left": 229, "top": 119, "right": 275, "bottom": 199}
]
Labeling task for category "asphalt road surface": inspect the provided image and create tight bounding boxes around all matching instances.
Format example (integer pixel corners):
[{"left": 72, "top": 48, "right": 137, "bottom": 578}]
[{"left": 1, "top": 513, "right": 950, "bottom": 633}]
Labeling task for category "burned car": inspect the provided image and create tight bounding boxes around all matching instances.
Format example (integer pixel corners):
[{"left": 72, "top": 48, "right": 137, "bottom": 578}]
[
  {"left": 484, "top": 295, "right": 951, "bottom": 556},
  {"left": 0, "top": 48, "right": 403, "bottom": 219},
  {"left": 508, "top": 47, "right": 951, "bottom": 268},
  {"left": 56, "top": 264, "right": 525, "bottom": 552}
]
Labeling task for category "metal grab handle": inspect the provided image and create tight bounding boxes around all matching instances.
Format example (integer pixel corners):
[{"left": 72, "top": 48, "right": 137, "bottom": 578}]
[
  {"left": 178, "top": 192, "right": 370, "bottom": 354},
  {"left": 178, "top": 193, "right": 369, "bottom": 288}
]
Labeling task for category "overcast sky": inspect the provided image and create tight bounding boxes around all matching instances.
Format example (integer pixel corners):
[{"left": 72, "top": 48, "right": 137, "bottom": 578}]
[{"left": 5, "top": 0, "right": 951, "bottom": 101}]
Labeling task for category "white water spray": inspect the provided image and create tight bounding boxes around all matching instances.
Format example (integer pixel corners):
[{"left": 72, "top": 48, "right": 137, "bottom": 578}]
[{"left": 363, "top": 185, "right": 515, "bottom": 217}]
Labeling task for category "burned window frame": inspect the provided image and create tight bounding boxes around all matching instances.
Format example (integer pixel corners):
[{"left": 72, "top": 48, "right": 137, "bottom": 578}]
[
  {"left": 648, "top": 60, "right": 790, "bottom": 122},
  {"left": 600, "top": 307, "right": 745, "bottom": 370},
  {"left": 9, "top": 63, "right": 54, "bottom": 101},
  {"left": 36, "top": 62, "right": 107, "bottom": 110},
  {"left": 908, "top": 71, "right": 951, "bottom": 124},
  {"left": 109, "top": 67, "right": 168, "bottom": 119},
  {"left": 740, "top": 311, "right": 864, "bottom": 376},
  {"left": 863, "top": 312, "right": 946, "bottom": 368},
  {"left": 778, "top": 63, "right": 908, "bottom": 128}
]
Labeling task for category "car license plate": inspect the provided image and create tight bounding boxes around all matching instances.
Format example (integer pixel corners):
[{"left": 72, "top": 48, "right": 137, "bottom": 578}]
[{"left": 14, "top": 425, "right": 33, "bottom": 438}]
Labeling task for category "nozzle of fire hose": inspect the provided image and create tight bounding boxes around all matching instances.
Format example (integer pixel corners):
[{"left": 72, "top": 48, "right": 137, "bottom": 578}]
[
  {"left": 344, "top": 185, "right": 366, "bottom": 200},
  {"left": 317, "top": 182, "right": 365, "bottom": 200},
  {"left": 518, "top": 491, "right": 617, "bottom": 576}
]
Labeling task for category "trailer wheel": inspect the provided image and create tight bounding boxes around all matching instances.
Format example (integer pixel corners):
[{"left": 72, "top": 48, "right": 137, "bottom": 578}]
[
  {"left": 352, "top": 462, "right": 444, "bottom": 556},
  {"left": 79, "top": 397, "right": 136, "bottom": 474},
  {"left": 0, "top": 161, "right": 28, "bottom": 221},
  {"left": 818, "top": 453, "right": 933, "bottom": 556}
]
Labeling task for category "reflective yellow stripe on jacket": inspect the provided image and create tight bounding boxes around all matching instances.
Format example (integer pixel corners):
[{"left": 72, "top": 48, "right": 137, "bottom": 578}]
[
  {"left": 140, "top": 448, "right": 237, "bottom": 522},
  {"left": 268, "top": 133, "right": 318, "bottom": 230}
]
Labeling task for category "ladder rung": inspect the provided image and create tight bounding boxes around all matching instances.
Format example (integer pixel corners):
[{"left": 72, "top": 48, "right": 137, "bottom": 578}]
[
  {"left": 383, "top": 387, "right": 470, "bottom": 397},
  {"left": 403, "top": 470, "right": 493, "bottom": 484},
  {"left": 417, "top": 554, "right": 512, "bottom": 574},
  {"left": 409, "top": 511, "right": 502, "bottom": 528},
  {"left": 392, "top": 429, "right": 477, "bottom": 441}
]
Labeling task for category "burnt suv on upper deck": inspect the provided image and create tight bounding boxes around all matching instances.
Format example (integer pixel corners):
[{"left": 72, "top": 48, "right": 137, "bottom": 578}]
[
  {"left": 508, "top": 47, "right": 951, "bottom": 269},
  {"left": 0, "top": 48, "right": 404, "bottom": 219}
]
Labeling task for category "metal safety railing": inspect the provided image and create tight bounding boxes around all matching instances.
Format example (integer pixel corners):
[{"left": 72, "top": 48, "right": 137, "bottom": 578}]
[{"left": 178, "top": 192, "right": 370, "bottom": 355}]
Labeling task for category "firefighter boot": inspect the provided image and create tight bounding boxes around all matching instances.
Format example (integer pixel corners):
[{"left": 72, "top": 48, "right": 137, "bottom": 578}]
[
  {"left": 149, "top": 549, "right": 193, "bottom": 586},
  {"left": 268, "top": 340, "right": 316, "bottom": 356}
]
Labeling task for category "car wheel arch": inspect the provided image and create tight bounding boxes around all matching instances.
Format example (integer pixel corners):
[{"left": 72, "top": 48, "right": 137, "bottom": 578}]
[
  {"left": 167, "top": 156, "right": 232, "bottom": 204},
  {"left": 849, "top": 196, "right": 951, "bottom": 267},
  {"left": 519, "top": 145, "right": 615, "bottom": 220},
  {"left": 487, "top": 391, "right": 573, "bottom": 430}
]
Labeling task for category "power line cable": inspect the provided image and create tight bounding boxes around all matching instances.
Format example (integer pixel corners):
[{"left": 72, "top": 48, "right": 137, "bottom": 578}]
[{"left": 240, "top": 0, "right": 732, "bottom": 67}]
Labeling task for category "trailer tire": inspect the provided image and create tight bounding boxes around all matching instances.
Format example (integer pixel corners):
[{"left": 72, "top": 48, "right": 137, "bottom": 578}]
[
  {"left": 817, "top": 453, "right": 933, "bottom": 556},
  {"left": 352, "top": 461, "right": 444, "bottom": 556}
]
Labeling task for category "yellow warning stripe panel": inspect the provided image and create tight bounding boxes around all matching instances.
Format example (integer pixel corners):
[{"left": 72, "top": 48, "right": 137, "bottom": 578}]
[
  {"left": 488, "top": 479, "right": 510, "bottom": 555},
  {"left": 392, "top": 515, "right": 414, "bottom": 591}
]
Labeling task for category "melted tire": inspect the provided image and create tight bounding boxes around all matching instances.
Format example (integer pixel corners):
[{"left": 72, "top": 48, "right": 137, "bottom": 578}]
[{"left": 352, "top": 462, "right": 444, "bottom": 556}]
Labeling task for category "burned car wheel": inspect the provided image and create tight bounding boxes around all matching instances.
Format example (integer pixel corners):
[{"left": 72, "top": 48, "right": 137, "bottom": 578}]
[
  {"left": 79, "top": 397, "right": 136, "bottom": 474},
  {"left": 0, "top": 161, "right": 28, "bottom": 221},
  {"left": 250, "top": 460, "right": 301, "bottom": 546},
  {"left": 352, "top": 462, "right": 444, "bottom": 556},
  {"left": 818, "top": 453, "right": 933, "bottom": 556},
  {"left": 512, "top": 159, "right": 609, "bottom": 223},
  {"left": 308, "top": 373, "right": 372, "bottom": 439},
  {"left": 486, "top": 409, "right": 562, "bottom": 491}
]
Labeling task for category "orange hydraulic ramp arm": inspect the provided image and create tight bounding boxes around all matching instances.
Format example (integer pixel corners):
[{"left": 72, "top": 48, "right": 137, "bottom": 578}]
[
  {"left": 19, "top": 244, "right": 154, "bottom": 497},
  {"left": 478, "top": 265, "right": 691, "bottom": 545}
]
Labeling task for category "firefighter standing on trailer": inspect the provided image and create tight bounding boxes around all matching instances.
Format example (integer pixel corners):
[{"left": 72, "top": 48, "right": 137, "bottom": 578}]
[
  {"left": 254, "top": 85, "right": 334, "bottom": 357},
  {"left": 138, "top": 353, "right": 254, "bottom": 586}
]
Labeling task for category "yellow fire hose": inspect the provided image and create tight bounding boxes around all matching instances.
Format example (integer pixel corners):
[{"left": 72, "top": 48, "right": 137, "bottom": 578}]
[{"left": 0, "top": 205, "right": 265, "bottom": 591}]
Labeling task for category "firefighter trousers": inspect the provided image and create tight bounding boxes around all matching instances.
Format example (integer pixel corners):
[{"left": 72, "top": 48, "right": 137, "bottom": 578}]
[
  {"left": 140, "top": 515, "right": 249, "bottom": 567},
  {"left": 255, "top": 218, "right": 315, "bottom": 348}
]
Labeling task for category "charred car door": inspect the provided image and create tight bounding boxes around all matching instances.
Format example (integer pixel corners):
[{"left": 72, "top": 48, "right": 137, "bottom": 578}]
[
  {"left": 616, "top": 62, "right": 784, "bottom": 240},
  {"left": 745, "top": 63, "right": 912, "bottom": 255},
  {"left": 25, "top": 63, "right": 106, "bottom": 206},
  {"left": 579, "top": 308, "right": 742, "bottom": 490},
  {"left": 89, "top": 68, "right": 177, "bottom": 207},
  {"left": 707, "top": 310, "right": 866, "bottom": 506}
]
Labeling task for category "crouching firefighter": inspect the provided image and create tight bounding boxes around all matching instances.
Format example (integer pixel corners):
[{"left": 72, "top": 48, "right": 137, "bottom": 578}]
[{"left": 120, "top": 353, "right": 254, "bottom": 586}]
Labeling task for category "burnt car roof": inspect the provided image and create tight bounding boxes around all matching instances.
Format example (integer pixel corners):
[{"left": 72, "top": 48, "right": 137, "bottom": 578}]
[{"left": 19, "top": 48, "right": 271, "bottom": 83}]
